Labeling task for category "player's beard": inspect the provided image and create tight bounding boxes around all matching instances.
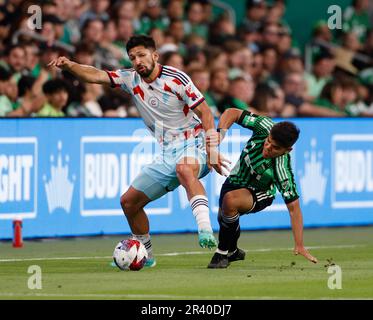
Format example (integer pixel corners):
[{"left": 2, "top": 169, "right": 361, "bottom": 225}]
[{"left": 137, "top": 60, "right": 156, "bottom": 78}]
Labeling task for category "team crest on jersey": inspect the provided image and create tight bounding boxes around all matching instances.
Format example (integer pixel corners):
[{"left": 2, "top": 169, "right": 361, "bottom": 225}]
[
  {"left": 281, "top": 179, "right": 289, "bottom": 190},
  {"left": 148, "top": 96, "right": 160, "bottom": 108}
]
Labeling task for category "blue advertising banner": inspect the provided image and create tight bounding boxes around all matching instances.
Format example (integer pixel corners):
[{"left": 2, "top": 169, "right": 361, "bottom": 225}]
[{"left": 0, "top": 118, "right": 372, "bottom": 239}]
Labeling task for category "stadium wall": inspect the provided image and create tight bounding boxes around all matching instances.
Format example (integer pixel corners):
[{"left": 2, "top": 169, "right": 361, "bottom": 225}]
[{"left": 0, "top": 118, "right": 373, "bottom": 239}]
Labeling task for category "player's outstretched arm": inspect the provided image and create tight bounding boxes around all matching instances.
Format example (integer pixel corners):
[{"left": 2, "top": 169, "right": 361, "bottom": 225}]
[
  {"left": 47, "top": 56, "right": 110, "bottom": 85},
  {"left": 216, "top": 108, "right": 245, "bottom": 142},
  {"left": 286, "top": 199, "right": 318, "bottom": 264},
  {"left": 193, "top": 101, "right": 231, "bottom": 176}
]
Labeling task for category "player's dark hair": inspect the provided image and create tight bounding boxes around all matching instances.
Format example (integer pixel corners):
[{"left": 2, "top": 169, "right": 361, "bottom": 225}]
[
  {"left": 126, "top": 35, "right": 156, "bottom": 53},
  {"left": 270, "top": 121, "right": 300, "bottom": 148}
]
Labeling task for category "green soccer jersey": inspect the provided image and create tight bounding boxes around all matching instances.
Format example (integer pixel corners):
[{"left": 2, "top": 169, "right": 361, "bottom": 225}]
[{"left": 228, "top": 111, "right": 299, "bottom": 204}]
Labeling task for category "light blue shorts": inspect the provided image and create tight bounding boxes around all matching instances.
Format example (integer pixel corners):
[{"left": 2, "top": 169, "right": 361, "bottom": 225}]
[{"left": 132, "top": 136, "right": 210, "bottom": 200}]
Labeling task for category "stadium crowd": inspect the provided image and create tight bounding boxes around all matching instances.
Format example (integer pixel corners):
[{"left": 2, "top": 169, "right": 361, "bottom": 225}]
[{"left": 1, "top": 0, "right": 373, "bottom": 118}]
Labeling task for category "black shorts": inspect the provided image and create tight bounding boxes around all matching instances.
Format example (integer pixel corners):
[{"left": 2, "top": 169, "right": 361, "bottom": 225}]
[{"left": 219, "top": 179, "right": 274, "bottom": 215}]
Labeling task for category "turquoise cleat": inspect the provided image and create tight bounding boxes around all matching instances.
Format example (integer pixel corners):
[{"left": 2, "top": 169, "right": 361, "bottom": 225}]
[
  {"left": 144, "top": 258, "right": 157, "bottom": 268},
  {"left": 198, "top": 230, "right": 217, "bottom": 249}
]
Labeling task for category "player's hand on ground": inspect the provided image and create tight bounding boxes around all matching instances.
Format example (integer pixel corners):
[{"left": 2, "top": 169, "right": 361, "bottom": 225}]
[
  {"left": 294, "top": 245, "right": 318, "bottom": 264},
  {"left": 47, "top": 56, "right": 73, "bottom": 70},
  {"left": 207, "top": 148, "right": 231, "bottom": 176}
]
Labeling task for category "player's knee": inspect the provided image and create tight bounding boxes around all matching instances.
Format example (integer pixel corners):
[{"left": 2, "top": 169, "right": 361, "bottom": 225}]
[
  {"left": 176, "top": 163, "right": 195, "bottom": 181},
  {"left": 221, "top": 192, "right": 238, "bottom": 215},
  {"left": 120, "top": 193, "right": 138, "bottom": 216}
]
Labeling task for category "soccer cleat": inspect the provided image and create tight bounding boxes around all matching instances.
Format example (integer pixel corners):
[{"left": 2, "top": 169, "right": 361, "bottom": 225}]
[
  {"left": 227, "top": 248, "right": 246, "bottom": 262},
  {"left": 198, "top": 230, "right": 218, "bottom": 249},
  {"left": 207, "top": 252, "right": 229, "bottom": 269},
  {"left": 144, "top": 258, "right": 157, "bottom": 268}
]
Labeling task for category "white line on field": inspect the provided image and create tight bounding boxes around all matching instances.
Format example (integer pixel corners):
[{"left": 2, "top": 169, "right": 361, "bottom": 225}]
[
  {"left": 0, "top": 292, "right": 371, "bottom": 300},
  {"left": 0, "top": 244, "right": 363, "bottom": 263}
]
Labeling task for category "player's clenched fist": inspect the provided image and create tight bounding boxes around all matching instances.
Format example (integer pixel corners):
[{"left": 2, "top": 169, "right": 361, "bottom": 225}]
[{"left": 47, "top": 56, "right": 73, "bottom": 70}]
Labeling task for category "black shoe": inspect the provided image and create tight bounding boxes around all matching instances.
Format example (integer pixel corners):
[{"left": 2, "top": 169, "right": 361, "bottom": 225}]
[
  {"left": 207, "top": 252, "right": 229, "bottom": 269},
  {"left": 227, "top": 248, "right": 246, "bottom": 262}
]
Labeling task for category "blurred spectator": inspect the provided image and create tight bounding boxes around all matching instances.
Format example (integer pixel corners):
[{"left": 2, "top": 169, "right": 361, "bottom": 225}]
[
  {"left": 81, "top": 18, "right": 115, "bottom": 69},
  {"left": 184, "top": 1, "right": 209, "bottom": 40},
  {"left": 339, "top": 76, "right": 373, "bottom": 117},
  {"left": 79, "top": 0, "right": 110, "bottom": 28},
  {"left": 0, "top": 44, "right": 27, "bottom": 82},
  {"left": 260, "top": 22, "right": 281, "bottom": 48},
  {"left": 37, "top": 78, "right": 68, "bottom": 117},
  {"left": 205, "top": 46, "right": 229, "bottom": 71},
  {"left": 167, "top": 18, "right": 186, "bottom": 55},
  {"left": 277, "top": 27, "right": 293, "bottom": 55},
  {"left": 0, "top": 11, "right": 11, "bottom": 53},
  {"left": 208, "top": 12, "right": 236, "bottom": 46},
  {"left": 275, "top": 48, "right": 304, "bottom": 83},
  {"left": 0, "top": 66, "right": 18, "bottom": 116},
  {"left": 238, "top": 20, "right": 261, "bottom": 53},
  {"left": 208, "top": 67, "right": 229, "bottom": 108},
  {"left": 260, "top": 45, "right": 278, "bottom": 82},
  {"left": 100, "top": 20, "right": 124, "bottom": 67},
  {"left": 114, "top": 0, "right": 138, "bottom": 21},
  {"left": 218, "top": 76, "right": 257, "bottom": 113},
  {"left": 360, "top": 29, "right": 373, "bottom": 58},
  {"left": 313, "top": 80, "right": 349, "bottom": 116},
  {"left": 23, "top": 42, "right": 40, "bottom": 78},
  {"left": 149, "top": 27, "right": 166, "bottom": 49},
  {"left": 250, "top": 82, "right": 277, "bottom": 115},
  {"left": 243, "top": 0, "right": 267, "bottom": 32},
  {"left": 247, "top": 51, "right": 264, "bottom": 82},
  {"left": 161, "top": 51, "right": 185, "bottom": 71},
  {"left": 138, "top": 0, "right": 168, "bottom": 34},
  {"left": 98, "top": 86, "right": 135, "bottom": 118},
  {"left": 113, "top": 18, "right": 135, "bottom": 68},
  {"left": 166, "top": 0, "right": 184, "bottom": 22},
  {"left": 341, "top": 31, "right": 362, "bottom": 52},
  {"left": 304, "top": 51, "right": 335, "bottom": 100},
  {"left": 313, "top": 20, "right": 333, "bottom": 43},
  {"left": 343, "top": 0, "right": 371, "bottom": 43},
  {"left": 224, "top": 40, "right": 253, "bottom": 79},
  {"left": 62, "top": 42, "right": 103, "bottom": 117},
  {"left": 281, "top": 72, "right": 343, "bottom": 117},
  {"left": 189, "top": 66, "right": 219, "bottom": 117}
]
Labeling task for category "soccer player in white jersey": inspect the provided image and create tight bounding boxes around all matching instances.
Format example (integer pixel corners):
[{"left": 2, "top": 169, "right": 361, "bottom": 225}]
[{"left": 48, "top": 35, "right": 229, "bottom": 267}]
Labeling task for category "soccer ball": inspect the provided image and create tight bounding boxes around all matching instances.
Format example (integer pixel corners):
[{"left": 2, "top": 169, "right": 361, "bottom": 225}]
[{"left": 113, "top": 239, "right": 148, "bottom": 271}]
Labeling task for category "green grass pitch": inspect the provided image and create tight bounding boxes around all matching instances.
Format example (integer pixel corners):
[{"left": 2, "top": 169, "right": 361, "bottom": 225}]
[{"left": 0, "top": 226, "right": 372, "bottom": 300}]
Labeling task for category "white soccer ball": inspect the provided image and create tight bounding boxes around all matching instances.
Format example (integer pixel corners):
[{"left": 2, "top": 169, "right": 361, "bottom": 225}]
[{"left": 113, "top": 239, "right": 148, "bottom": 271}]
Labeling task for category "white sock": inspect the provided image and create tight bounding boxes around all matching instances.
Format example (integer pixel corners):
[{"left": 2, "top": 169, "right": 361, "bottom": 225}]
[
  {"left": 132, "top": 233, "right": 153, "bottom": 259},
  {"left": 190, "top": 195, "right": 213, "bottom": 233},
  {"left": 216, "top": 248, "right": 228, "bottom": 255}
]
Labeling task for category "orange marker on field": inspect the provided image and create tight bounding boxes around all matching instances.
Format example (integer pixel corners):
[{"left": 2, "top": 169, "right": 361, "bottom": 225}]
[{"left": 13, "top": 219, "right": 23, "bottom": 248}]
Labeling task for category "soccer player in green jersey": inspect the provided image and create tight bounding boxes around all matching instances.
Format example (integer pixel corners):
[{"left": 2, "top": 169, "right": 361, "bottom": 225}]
[{"left": 207, "top": 108, "right": 318, "bottom": 268}]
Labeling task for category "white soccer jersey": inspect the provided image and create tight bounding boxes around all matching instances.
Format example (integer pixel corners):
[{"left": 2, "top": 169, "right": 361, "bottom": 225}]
[{"left": 106, "top": 65, "right": 205, "bottom": 145}]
